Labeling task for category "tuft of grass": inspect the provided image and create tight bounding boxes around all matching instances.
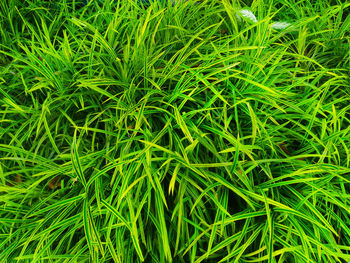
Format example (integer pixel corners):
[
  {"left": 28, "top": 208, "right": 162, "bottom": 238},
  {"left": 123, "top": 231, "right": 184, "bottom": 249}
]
[{"left": 0, "top": 0, "right": 349, "bottom": 262}]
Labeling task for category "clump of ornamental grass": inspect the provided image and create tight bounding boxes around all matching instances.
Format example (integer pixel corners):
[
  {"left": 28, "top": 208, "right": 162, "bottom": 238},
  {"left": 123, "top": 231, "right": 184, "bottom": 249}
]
[{"left": 0, "top": 0, "right": 349, "bottom": 262}]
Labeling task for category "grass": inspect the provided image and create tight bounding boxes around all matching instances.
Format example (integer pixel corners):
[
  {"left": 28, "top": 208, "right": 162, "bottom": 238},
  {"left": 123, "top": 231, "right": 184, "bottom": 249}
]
[{"left": 0, "top": 0, "right": 349, "bottom": 262}]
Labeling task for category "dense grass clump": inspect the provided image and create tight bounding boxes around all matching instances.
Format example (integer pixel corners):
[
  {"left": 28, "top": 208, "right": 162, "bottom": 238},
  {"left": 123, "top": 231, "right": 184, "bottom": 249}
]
[{"left": 0, "top": 0, "right": 349, "bottom": 262}]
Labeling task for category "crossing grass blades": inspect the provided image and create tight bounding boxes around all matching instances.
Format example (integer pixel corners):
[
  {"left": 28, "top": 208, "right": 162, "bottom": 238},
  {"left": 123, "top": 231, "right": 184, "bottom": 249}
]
[{"left": 0, "top": 0, "right": 350, "bottom": 262}]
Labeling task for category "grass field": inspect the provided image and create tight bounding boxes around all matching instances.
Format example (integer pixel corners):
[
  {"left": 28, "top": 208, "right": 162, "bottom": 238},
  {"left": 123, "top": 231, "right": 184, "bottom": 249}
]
[{"left": 0, "top": 0, "right": 349, "bottom": 262}]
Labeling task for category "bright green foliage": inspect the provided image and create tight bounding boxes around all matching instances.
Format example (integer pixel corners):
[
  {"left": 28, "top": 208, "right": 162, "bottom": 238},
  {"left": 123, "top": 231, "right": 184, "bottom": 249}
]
[{"left": 0, "top": 0, "right": 349, "bottom": 262}]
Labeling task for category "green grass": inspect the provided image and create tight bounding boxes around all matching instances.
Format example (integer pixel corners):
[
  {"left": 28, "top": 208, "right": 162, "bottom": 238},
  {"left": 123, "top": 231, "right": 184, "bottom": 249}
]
[{"left": 0, "top": 0, "right": 349, "bottom": 262}]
